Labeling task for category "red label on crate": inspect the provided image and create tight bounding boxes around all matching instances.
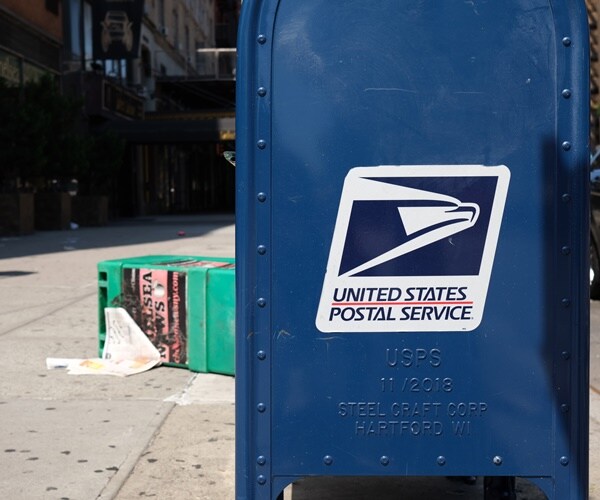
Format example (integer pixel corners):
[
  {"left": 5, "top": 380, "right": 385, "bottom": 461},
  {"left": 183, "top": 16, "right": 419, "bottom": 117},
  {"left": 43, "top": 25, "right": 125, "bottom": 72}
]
[{"left": 122, "top": 268, "right": 187, "bottom": 365}]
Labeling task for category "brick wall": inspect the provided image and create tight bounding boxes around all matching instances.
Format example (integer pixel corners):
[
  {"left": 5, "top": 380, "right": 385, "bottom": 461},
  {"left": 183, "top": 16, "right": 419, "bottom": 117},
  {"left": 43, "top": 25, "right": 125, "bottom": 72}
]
[{"left": 0, "top": 0, "right": 62, "bottom": 42}]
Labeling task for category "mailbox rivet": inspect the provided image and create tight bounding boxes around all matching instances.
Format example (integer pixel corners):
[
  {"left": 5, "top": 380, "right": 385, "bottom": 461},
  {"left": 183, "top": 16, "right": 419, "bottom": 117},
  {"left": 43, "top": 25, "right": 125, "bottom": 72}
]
[
  {"left": 561, "top": 246, "right": 571, "bottom": 255},
  {"left": 257, "top": 245, "right": 267, "bottom": 255},
  {"left": 257, "top": 298, "right": 267, "bottom": 307},
  {"left": 257, "top": 140, "right": 267, "bottom": 149},
  {"left": 380, "top": 456, "right": 390, "bottom": 466},
  {"left": 562, "top": 141, "right": 572, "bottom": 151},
  {"left": 257, "top": 350, "right": 266, "bottom": 360},
  {"left": 257, "top": 87, "right": 267, "bottom": 97},
  {"left": 323, "top": 455, "right": 334, "bottom": 466},
  {"left": 562, "top": 37, "right": 572, "bottom": 46},
  {"left": 436, "top": 456, "right": 446, "bottom": 466},
  {"left": 257, "top": 474, "right": 267, "bottom": 485},
  {"left": 257, "top": 456, "right": 267, "bottom": 466},
  {"left": 561, "top": 298, "right": 571, "bottom": 308},
  {"left": 493, "top": 456, "right": 503, "bottom": 466},
  {"left": 560, "top": 456, "right": 569, "bottom": 466},
  {"left": 562, "top": 351, "right": 571, "bottom": 360},
  {"left": 561, "top": 89, "right": 572, "bottom": 99},
  {"left": 561, "top": 193, "right": 571, "bottom": 203},
  {"left": 257, "top": 192, "right": 267, "bottom": 202},
  {"left": 257, "top": 34, "right": 267, "bottom": 44},
  {"left": 257, "top": 403, "right": 266, "bottom": 412},
  {"left": 561, "top": 404, "right": 570, "bottom": 413}
]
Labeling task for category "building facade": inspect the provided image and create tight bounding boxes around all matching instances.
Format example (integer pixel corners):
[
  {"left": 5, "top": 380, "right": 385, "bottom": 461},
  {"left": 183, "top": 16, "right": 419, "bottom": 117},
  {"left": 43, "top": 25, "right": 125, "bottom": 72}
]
[
  {"left": 4, "top": 1, "right": 599, "bottom": 217},
  {"left": 0, "top": 1, "right": 62, "bottom": 87},
  {"left": 58, "top": 0, "right": 237, "bottom": 216}
]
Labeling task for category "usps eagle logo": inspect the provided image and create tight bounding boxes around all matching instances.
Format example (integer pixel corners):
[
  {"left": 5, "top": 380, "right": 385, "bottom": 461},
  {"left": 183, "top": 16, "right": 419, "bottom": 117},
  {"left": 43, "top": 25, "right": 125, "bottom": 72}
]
[{"left": 316, "top": 165, "right": 510, "bottom": 333}]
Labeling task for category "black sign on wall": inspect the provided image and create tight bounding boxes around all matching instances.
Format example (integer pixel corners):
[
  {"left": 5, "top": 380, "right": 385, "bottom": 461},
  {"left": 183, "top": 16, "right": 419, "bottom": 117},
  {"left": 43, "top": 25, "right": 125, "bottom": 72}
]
[{"left": 92, "top": 0, "right": 144, "bottom": 60}]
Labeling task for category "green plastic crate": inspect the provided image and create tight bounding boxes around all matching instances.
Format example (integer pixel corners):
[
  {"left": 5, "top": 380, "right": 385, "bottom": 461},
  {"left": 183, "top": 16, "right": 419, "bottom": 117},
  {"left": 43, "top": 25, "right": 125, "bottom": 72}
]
[{"left": 98, "top": 255, "right": 235, "bottom": 375}]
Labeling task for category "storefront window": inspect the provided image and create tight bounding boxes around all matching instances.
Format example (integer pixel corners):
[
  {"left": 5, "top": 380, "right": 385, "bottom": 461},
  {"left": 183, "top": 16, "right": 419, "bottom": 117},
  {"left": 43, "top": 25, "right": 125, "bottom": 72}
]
[
  {"left": 23, "top": 62, "right": 47, "bottom": 84},
  {"left": 104, "top": 59, "right": 127, "bottom": 80},
  {"left": 70, "top": 0, "right": 93, "bottom": 65},
  {"left": 70, "top": 0, "right": 81, "bottom": 56},
  {"left": 0, "top": 50, "right": 20, "bottom": 86}
]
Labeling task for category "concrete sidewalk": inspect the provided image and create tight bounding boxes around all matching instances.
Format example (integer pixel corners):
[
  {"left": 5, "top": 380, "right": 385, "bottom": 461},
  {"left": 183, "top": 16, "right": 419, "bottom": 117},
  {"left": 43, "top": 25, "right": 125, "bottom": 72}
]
[
  {"left": 0, "top": 215, "right": 597, "bottom": 499},
  {"left": 0, "top": 216, "right": 236, "bottom": 500}
]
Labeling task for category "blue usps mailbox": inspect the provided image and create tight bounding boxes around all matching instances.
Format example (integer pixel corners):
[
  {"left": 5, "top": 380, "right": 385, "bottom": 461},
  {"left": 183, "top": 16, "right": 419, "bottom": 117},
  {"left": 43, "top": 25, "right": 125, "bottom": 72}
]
[{"left": 236, "top": 1, "right": 590, "bottom": 499}]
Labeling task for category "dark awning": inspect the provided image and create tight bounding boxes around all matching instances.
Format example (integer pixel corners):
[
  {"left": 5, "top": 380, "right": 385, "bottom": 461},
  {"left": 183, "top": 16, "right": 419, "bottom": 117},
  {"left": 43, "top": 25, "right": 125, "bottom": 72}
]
[
  {"left": 96, "top": 116, "right": 235, "bottom": 144},
  {"left": 155, "top": 78, "right": 236, "bottom": 109}
]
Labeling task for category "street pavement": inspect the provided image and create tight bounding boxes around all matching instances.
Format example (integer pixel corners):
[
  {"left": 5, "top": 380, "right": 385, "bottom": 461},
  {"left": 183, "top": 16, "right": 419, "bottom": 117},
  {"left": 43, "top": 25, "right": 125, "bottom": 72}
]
[{"left": 0, "top": 215, "right": 598, "bottom": 499}]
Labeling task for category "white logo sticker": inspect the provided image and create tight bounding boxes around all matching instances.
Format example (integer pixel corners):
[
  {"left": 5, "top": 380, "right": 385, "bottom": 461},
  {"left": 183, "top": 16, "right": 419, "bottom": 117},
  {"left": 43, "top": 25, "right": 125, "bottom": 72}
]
[{"left": 316, "top": 165, "right": 510, "bottom": 332}]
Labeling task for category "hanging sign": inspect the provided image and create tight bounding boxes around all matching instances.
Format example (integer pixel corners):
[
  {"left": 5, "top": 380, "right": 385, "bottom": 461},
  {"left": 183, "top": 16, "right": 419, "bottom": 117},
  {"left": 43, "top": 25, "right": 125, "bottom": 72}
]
[{"left": 92, "top": 0, "right": 145, "bottom": 60}]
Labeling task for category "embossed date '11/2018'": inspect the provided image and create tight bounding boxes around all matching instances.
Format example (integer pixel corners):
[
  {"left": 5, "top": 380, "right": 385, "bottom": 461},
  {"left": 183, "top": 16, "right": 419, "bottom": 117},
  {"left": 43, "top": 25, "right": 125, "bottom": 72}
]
[{"left": 381, "top": 377, "right": 453, "bottom": 393}]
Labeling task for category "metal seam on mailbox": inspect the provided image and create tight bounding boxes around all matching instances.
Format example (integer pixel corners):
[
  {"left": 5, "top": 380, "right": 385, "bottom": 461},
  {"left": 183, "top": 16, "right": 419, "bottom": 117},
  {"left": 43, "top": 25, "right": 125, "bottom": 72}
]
[{"left": 253, "top": 5, "right": 277, "bottom": 497}]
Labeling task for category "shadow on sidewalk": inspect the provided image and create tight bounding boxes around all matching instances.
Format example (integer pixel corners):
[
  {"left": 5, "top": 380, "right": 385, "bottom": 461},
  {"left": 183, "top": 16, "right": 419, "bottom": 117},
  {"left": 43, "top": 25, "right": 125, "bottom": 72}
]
[{"left": 0, "top": 214, "right": 235, "bottom": 260}]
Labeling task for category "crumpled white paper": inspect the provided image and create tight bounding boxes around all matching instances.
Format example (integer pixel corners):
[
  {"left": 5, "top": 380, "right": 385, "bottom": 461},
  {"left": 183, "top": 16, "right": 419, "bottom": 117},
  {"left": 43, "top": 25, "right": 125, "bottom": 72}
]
[{"left": 46, "top": 307, "right": 161, "bottom": 377}]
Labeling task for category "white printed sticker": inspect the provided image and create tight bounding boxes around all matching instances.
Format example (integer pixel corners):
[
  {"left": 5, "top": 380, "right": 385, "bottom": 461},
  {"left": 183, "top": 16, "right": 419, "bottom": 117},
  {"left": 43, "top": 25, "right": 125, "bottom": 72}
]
[{"left": 316, "top": 165, "right": 510, "bottom": 332}]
